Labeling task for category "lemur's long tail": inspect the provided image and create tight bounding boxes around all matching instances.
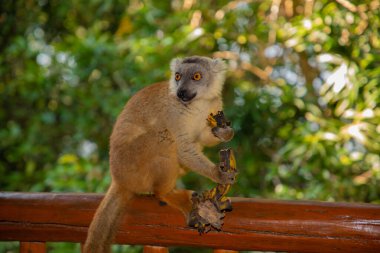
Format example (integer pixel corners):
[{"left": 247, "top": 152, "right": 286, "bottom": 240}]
[{"left": 84, "top": 184, "right": 132, "bottom": 253}]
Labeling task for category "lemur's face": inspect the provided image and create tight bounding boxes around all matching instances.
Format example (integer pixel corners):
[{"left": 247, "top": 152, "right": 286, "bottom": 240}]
[{"left": 169, "top": 56, "right": 226, "bottom": 105}]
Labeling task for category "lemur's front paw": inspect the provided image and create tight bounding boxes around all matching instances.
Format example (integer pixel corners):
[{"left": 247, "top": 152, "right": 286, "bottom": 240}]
[
  {"left": 217, "top": 166, "right": 237, "bottom": 185},
  {"left": 212, "top": 126, "right": 234, "bottom": 142},
  {"left": 207, "top": 111, "right": 234, "bottom": 142}
]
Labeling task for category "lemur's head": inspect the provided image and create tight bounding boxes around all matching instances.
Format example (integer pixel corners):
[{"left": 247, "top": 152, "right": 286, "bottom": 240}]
[{"left": 169, "top": 56, "right": 227, "bottom": 105}]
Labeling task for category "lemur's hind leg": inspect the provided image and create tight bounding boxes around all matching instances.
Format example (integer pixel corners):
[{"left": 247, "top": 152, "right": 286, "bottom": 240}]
[{"left": 156, "top": 189, "right": 193, "bottom": 216}]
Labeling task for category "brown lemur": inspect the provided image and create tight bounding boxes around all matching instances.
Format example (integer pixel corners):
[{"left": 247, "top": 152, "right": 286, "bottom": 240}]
[{"left": 84, "top": 56, "right": 235, "bottom": 253}]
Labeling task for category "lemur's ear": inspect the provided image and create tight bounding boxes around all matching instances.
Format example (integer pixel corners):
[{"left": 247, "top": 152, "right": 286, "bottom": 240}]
[
  {"left": 212, "top": 58, "right": 227, "bottom": 73},
  {"left": 170, "top": 58, "right": 182, "bottom": 72}
]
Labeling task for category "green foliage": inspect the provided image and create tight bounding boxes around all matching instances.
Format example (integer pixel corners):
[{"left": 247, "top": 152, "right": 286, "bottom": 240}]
[
  {"left": 1, "top": 0, "right": 380, "bottom": 251},
  {"left": 1, "top": 0, "right": 379, "bottom": 200}
]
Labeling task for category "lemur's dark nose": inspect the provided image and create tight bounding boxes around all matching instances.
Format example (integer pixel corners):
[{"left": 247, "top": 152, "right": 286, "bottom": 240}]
[
  {"left": 177, "top": 89, "right": 186, "bottom": 100},
  {"left": 177, "top": 89, "right": 196, "bottom": 102}
]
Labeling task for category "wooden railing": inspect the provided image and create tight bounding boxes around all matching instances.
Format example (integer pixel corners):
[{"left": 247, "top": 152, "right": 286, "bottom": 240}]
[{"left": 0, "top": 192, "right": 379, "bottom": 253}]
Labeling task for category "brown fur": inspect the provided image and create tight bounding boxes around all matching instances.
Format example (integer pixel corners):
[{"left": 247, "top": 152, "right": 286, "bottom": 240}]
[{"left": 84, "top": 58, "right": 232, "bottom": 252}]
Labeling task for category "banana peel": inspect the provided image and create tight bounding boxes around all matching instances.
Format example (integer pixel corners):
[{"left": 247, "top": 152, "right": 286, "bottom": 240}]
[
  {"left": 189, "top": 148, "right": 237, "bottom": 234},
  {"left": 189, "top": 111, "right": 237, "bottom": 234},
  {"left": 203, "top": 149, "right": 236, "bottom": 211}
]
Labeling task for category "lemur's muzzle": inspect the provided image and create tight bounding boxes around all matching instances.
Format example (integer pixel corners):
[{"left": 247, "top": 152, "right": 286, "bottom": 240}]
[{"left": 177, "top": 89, "right": 196, "bottom": 103}]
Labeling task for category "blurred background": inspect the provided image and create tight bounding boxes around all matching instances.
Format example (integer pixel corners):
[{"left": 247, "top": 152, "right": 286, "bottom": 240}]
[{"left": 1, "top": 0, "right": 379, "bottom": 252}]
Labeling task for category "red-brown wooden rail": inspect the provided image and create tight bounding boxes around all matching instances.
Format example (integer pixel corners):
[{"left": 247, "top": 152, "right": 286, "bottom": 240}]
[{"left": 0, "top": 192, "right": 379, "bottom": 253}]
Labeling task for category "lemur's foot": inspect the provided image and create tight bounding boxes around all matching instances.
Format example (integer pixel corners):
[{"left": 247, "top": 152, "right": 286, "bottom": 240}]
[{"left": 188, "top": 193, "right": 225, "bottom": 234}]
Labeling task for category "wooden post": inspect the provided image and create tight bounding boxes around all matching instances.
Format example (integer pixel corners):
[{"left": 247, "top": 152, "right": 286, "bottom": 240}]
[{"left": 20, "top": 242, "right": 46, "bottom": 253}]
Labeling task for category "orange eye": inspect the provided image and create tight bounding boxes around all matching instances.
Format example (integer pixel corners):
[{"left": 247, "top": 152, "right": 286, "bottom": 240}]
[
  {"left": 193, "top": 72, "right": 202, "bottom": 81},
  {"left": 175, "top": 73, "right": 181, "bottom": 81}
]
